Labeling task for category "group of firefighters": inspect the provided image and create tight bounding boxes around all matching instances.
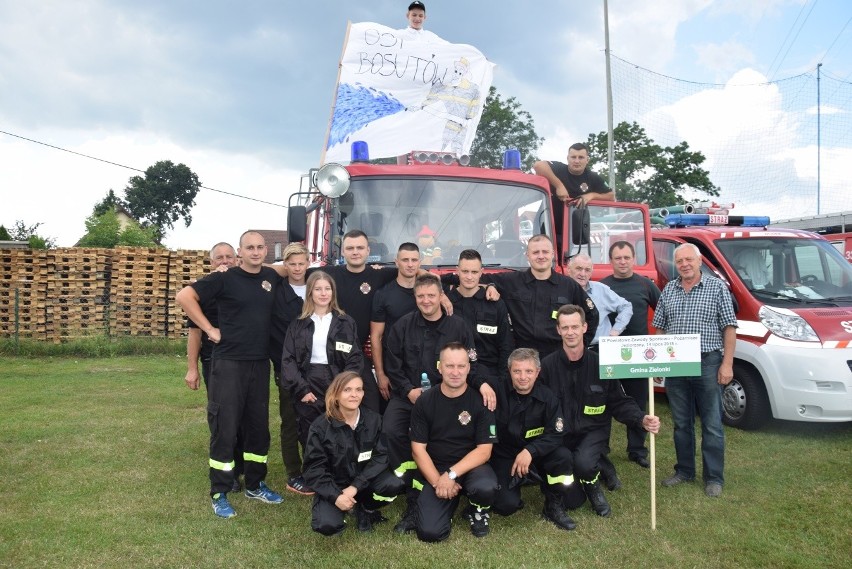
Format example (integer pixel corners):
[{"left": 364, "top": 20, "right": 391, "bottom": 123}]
[{"left": 176, "top": 142, "right": 735, "bottom": 541}]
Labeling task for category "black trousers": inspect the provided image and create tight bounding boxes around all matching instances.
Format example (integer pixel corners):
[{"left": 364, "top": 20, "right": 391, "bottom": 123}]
[
  {"left": 620, "top": 378, "right": 649, "bottom": 459},
  {"left": 207, "top": 358, "right": 270, "bottom": 495},
  {"left": 415, "top": 463, "right": 498, "bottom": 543},
  {"left": 360, "top": 359, "right": 382, "bottom": 414},
  {"left": 203, "top": 357, "right": 244, "bottom": 477},
  {"left": 311, "top": 470, "right": 406, "bottom": 536},
  {"left": 490, "top": 447, "right": 577, "bottom": 516},
  {"left": 563, "top": 427, "right": 611, "bottom": 484},
  {"left": 293, "top": 365, "right": 333, "bottom": 449},
  {"left": 382, "top": 397, "right": 417, "bottom": 488},
  {"left": 273, "top": 365, "right": 303, "bottom": 478}
]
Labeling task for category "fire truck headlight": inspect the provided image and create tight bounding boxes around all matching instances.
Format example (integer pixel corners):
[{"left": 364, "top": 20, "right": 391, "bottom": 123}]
[
  {"left": 316, "top": 163, "right": 351, "bottom": 198},
  {"left": 758, "top": 305, "right": 819, "bottom": 342}
]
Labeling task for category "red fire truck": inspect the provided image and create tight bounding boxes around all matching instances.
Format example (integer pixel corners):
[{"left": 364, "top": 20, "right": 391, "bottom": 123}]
[
  {"left": 287, "top": 145, "right": 852, "bottom": 430},
  {"left": 286, "top": 147, "right": 656, "bottom": 283}
]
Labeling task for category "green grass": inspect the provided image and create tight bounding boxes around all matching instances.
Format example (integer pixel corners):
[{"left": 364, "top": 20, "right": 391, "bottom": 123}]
[
  {"left": 1, "top": 356, "right": 850, "bottom": 569},
  {"left": 0, "top": 337, "right": 186, "bottom": 358}
]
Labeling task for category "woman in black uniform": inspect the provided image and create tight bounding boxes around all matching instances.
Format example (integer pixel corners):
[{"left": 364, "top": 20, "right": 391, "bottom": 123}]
[
  {"left": 282, "top": 271, "right": 364, "bottom": 447},
  {"left": 302, "top": 371, "right": 405, "bottom": 535}
]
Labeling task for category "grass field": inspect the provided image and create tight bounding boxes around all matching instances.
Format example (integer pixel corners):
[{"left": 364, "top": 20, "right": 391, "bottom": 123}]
[{"left": 1, "top": 355, "right": 850, "bottom": 569}]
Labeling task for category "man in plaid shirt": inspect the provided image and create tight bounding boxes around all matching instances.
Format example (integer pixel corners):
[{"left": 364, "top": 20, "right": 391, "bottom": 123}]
[{"left": 653, "top": 243, "right": 737, "bottom": 499}]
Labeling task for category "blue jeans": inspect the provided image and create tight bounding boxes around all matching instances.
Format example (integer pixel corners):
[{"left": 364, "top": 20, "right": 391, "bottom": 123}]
[{"left": 665, "top": 350, "right": 725, "bottom": 485}]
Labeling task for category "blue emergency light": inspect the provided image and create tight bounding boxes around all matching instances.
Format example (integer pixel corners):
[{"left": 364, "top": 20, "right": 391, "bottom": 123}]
[
  {"left": 665, "top": 214, "right": 770, "bottom": 227},
  {"left": 503, "top": 149, "right": 521, "bottom": 170},
  {"left": 350, "top": 141, "right": 370, "bottom": 163}
]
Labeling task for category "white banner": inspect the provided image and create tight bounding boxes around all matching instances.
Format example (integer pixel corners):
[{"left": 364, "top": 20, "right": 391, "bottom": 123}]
[{"left": 324, "top": 22, "right": 495, "bottom": 163}]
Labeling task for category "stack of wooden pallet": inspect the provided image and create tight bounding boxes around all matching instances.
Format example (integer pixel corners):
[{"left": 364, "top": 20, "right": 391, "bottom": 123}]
[
  {"left": 44, "top": 248, "right": 111, "bottom": 342},
  {"left": 109, "top": 247, "right": 171, "bottom": 337},
  {"left": 168, "top": 249, "right": 210, "bottom": 339},
  {"left": 0, "top": 248, "right": 48, "bottom": 339}
]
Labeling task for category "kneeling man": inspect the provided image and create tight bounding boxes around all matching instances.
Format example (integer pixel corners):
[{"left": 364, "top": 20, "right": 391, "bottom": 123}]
[{"left": 410, "top": 342, "right": 498, "bottom": 542}]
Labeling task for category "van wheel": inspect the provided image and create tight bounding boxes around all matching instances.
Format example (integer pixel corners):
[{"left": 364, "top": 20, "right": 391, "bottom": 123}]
[{"left": 722, "top": 366, "right": 771, "bottom": 430}]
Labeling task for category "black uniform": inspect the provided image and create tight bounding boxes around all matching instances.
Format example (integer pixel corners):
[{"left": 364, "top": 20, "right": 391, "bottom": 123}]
[
  {"left": 446, "top": 287, "right": 515, "bottom": 384},
  {"left": 281, "top": 312, "right": 364, "bottom": 447},
  {"left": 317, "top": 265, "right": 397, "bottom": 412},
  {"left": 269, "top": 278, "right": 305, "bottom": 480},
  {"left": 539, "top": 348, "right": 646, "bottom": 483},
  {"left": 600, "top": 273, "right": 661, "bottom": 462},
  {"left": 484, "top": 270, "right": 599, "bottom": 357},
  {"left": 371, "top": 280, "right": 417, "bottom": 340},
  {"left": 191, "top": 266, "right": 278, "bottom": 496},
  {"left": 491, "top": 380, "right": 579, "bottom": 515},
  {"left": 302, "top": 408, "right": 405, "bottom": 536},
  {"left": 186, "top": 295, "right": 218, "bottom": 386},
  {"left": 410, "top": 386, "right": 498, "bottom": 543},
  {"left": 382, "top": 311, "right": 483, "bottom": 487},
  {"left": 546, "top": 162, "right": 610, "bottom": 249}
]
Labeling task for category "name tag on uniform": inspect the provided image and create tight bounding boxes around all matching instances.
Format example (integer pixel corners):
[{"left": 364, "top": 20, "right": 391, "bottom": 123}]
[
  {"left": 583, "top": 405, "right": 606, "bottom": 415},
  {"left": 357, "top": 450, "right": 372, "bottom": 462},
  {"left": 524, "top": 427, "right": 544, "bottom": 438},
  {"left": 335, "top": 342, "right": 352, "bottom": 353},
  {"left": 476, "top": 324, "right": 498, "bottom": 335}
]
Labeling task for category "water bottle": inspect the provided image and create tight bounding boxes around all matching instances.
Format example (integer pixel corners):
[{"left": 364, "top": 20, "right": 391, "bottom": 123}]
[{"left": 420, "top": 372, "right": 431, "bottom": 392}]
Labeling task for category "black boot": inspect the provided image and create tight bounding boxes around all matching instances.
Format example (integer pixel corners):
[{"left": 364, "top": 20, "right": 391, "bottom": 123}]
[
  {"left": 354, "top": 504, "right": 374, "bottom": 532},
  {"left": 599, "top": 457, "right": 622, "bottom": 491},
  {"left": 393, "top": 496, "right": 418, "bottom": 534},
  {"left": 542, "top": 494, "right": 577, "bottom": 531},
  {"left": 583, "top": 481, "right": 611, "bottom": 517}
]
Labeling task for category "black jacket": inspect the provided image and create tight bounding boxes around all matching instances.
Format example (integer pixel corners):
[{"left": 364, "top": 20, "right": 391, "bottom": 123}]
[
  {"left": 539, "top": 348, "right": 644, "bottom": 435},
  {"left": 494, "top": 379, "right": 565, "bottom": 460},
  {"left": 269, "top": 279, "right": 304, "bottom": 368},
  {"left": 485, "top": 270, "right": 599, "bottom": 355},
  {"left": 384, "top": 311, "right": 483, "bottom": 399},
  {"left": 445, "top": 287, "right": 515, "bottom": 382},
  {"left": 302, "top": 408, "right": 390, "bottom": 502},
  {"left": 281, "top": 311, "right": 363, "bottom": 400}
]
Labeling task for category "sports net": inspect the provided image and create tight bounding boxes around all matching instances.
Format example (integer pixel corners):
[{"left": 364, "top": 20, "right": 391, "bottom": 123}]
[{"left": 610, "top": 54, "right": 852, "bottom": 219}]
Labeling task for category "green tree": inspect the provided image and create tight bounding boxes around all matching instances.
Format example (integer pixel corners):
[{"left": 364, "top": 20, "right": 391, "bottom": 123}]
[
  {"left": 123, "top": 160, "right": 201, "bottom": 243},
  {"left": 78, "top": 210, "right": 158, "bottom": 248},
  {"left": 586, "top": 121, "right": 719, "bottom": 207},
  {"left": 469, "top": 86, "right": 543, "bottom": 171},
  {"left": 8, "top": 220, "right": 56, "bottom": 249},
  {"left": 93, "top": 189, "right": 124, "bottom": 217},
  {"left": 117, "top": 224, "right": 159, "bottom": 247},
  {"left": 0, "top": 225, "right": 11, "bottom": 240},
  {"left": 78, "top": 210, "right": 121, "bottom": 248}
]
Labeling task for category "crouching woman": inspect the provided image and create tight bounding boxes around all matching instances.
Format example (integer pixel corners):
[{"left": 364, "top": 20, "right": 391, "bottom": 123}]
[{"left": 302, "top": 371, "right": 405, "bottom": 535}]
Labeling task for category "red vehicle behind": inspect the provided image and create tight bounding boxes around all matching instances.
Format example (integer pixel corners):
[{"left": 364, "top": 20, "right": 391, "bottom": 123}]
[{"left": 651, "top": 216, "right": 852, "bottom": 429}]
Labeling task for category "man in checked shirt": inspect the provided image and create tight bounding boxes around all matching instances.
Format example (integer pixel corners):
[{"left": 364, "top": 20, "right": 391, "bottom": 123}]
[{"left": 653, "top": 243, "right": 737, "bottom": 499}]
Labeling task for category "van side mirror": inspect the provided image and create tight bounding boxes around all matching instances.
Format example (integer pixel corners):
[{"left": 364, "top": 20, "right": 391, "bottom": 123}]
[
  {"left": 287, "top": 206, "right": 307, "bottom": 243},
  {"left": 571, "top": 207, "right": 590, "bottom": 245}
]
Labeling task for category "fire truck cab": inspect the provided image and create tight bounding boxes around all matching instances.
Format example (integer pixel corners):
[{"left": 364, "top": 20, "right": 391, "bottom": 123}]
[
  {"left": 287, "top": 147, "right": 655, "bottom": 287},
  {"left": 653, "top": 214, "right": 852, "bottom": 429}
]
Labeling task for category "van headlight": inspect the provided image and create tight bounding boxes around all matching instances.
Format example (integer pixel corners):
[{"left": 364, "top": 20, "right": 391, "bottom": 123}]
[{"left": 758, "top": 305, "right": 819, "bottom": 342}]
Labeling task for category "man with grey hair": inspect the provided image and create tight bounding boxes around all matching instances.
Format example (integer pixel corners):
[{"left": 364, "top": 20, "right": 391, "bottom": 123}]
[
  {"left": 184, "top": 242, "right": 237, "bottom": 391},
  {"left": 491, "top": 348, "right": 580, "bottom": 531},
  {"left": 653, "top": 242, "right": 737, "bottom": 498}
]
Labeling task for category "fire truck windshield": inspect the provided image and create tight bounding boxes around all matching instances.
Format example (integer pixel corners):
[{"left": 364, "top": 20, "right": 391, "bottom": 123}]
[
  {"left": 330, "top": 177, "right": 548, "bottom": 267},
  {"left": 717, "top": 237, "right": 852, "bottom": 304}
]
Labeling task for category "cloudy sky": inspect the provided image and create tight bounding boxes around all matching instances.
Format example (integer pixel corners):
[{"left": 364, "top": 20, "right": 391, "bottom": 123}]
[{"left": 1, "top": 0, "right": 850, "bottom": 249}]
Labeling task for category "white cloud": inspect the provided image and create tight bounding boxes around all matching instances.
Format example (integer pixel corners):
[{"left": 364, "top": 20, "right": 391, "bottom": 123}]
[
  {"left": 0, "top": 129, "right": 301, "bottom": 250},
  {"left": 694, "top": 41, "right": 756, "bottom": 75}
]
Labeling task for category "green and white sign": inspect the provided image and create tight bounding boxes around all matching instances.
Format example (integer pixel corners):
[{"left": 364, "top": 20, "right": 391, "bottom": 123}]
[{"left": 598, "top": 334, "right": 701, "bottom": 379}]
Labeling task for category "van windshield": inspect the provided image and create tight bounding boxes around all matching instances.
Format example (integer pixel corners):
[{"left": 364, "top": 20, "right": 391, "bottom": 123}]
[
  {"left": 329, "top": 177, "right": 548, "bottom": 267},
  {"left": 716, "top": 238, "right": 852, "bottom": 303}
]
